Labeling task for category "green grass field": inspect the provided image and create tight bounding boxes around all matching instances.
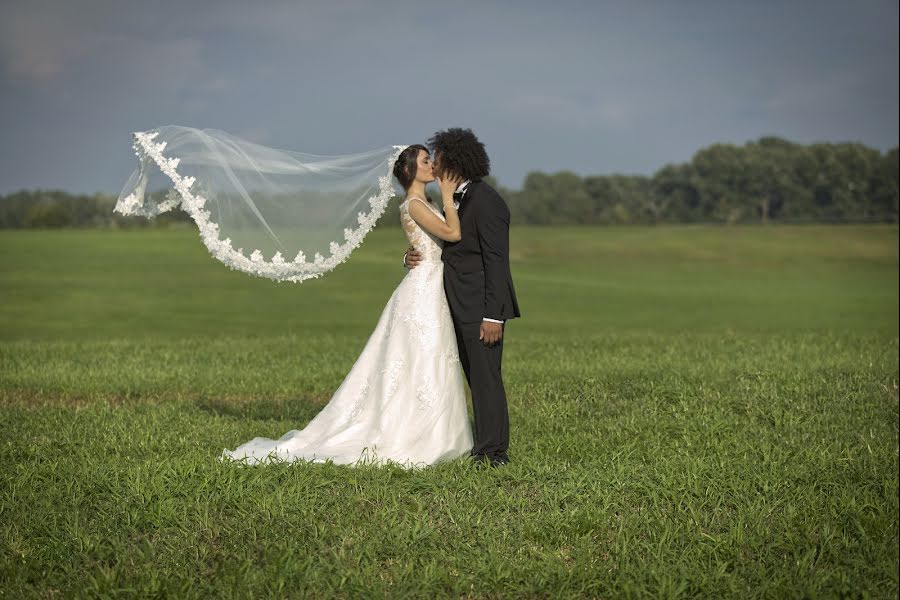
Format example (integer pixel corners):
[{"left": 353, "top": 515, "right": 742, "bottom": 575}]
[{"left": 1, "top": 224, "right": 898, "bottom": 598}]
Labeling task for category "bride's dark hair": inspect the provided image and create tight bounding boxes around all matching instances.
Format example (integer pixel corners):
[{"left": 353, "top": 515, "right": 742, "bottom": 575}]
[
  {"left": 428, "top": 128, "right": 490, "bottom": 182},
  {"left": 393, "top": 144, "right": 429, "bottom": 190}
]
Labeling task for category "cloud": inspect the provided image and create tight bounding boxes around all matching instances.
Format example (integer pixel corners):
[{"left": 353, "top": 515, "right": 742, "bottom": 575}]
[
  {"left": 0, "top": 0, "right": 896, "bottom": 194},
  {"left": 0, "top": 1, "right": 105, "bottom": 82},
  {"left": 508, "top": 93, "right": 631, "bottom": 129},
  {"left": 0, "top": 0, "right": 226, "bottom": 94}
]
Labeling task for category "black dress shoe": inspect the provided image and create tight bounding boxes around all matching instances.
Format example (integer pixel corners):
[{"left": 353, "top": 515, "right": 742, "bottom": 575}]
[{"left": 489, "top": 456, "right": 509, "bottom": 467}]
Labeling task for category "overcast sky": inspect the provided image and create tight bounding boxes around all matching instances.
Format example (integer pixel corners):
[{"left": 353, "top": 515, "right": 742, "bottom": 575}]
[{"left": 0, "top": 0, "right": 897, "bottom": 195}]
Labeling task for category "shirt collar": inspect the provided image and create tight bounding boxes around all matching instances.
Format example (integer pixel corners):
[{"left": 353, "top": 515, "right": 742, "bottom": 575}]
[{"left": 455, "top": 180, "right": 472, "bottom": 195}]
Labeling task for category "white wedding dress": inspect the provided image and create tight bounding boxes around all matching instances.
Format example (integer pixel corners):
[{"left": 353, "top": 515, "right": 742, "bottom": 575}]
[{"left": 220, "top": 196, "right": 473, "bottom": 468}]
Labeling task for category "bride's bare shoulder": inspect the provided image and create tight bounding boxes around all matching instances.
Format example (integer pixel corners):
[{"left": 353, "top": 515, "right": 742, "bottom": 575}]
[{"left": 405, "top": 195, "right": 439, "bottom": 213}]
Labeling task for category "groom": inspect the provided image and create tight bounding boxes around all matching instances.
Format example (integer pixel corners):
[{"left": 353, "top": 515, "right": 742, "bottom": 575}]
[{"left": 405, "top": 128, "right": 520, "bottom": 467}]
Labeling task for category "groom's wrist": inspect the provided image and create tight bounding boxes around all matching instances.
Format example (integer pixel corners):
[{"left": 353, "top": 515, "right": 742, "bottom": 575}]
[{"left": 483, "top": 317, "right": 504, "bottom": 324}]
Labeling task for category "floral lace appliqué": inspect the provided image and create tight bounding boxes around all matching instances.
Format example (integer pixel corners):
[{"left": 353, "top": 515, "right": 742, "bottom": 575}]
[
  {"left": 381, "top": 359, "right": 404, "bottom": 399},
  {"left": 115, "top": 131, "right": 406, "bottom": 283},
  {"left": 399, "top": 198, "right": 444, "bottom": 264},
  {"left": 348, "top": 378, "right": 370, "bottom": 420},
  {"left": 416, "top": 375, "right": 437, "bottom": 411}
]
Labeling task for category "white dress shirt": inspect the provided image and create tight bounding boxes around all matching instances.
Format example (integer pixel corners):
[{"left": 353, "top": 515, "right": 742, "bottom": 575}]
[{"left": 453, "top": 179, "right": 470, "bottom": 209}]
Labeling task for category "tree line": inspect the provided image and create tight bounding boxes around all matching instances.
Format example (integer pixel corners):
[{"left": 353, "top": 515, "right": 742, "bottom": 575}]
[{"left": 2, "top": 137, "right": 897, "bottom": 229}]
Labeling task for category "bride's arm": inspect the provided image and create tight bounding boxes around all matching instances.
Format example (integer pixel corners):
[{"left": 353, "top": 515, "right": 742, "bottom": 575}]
[{"left": 407, "top": 197, "right": 461, "bottom": 242}]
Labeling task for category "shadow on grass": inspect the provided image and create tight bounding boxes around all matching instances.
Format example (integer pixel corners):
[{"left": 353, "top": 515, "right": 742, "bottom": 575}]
[{"left": 194, "top": 395, "right": 326, "bottom": 422}]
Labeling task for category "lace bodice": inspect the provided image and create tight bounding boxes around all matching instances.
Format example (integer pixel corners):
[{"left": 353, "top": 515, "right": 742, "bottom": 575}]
[{"left": 400, "top": 196, "right": 445, "bottom": 262}]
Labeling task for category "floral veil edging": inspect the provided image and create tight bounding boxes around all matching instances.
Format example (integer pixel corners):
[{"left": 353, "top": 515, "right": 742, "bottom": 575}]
[{"left": 115, "top": 130, "right": 407, "bottom": 283}]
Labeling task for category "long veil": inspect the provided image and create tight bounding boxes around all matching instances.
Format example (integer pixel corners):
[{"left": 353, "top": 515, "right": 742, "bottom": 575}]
[{"left": 115, "top": 125, "right": 407, "bottom": 282}]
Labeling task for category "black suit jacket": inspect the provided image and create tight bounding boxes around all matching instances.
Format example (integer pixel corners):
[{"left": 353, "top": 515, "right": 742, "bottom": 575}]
[{"left": 441, "top": 180, "right": 521, "bottom": 324}]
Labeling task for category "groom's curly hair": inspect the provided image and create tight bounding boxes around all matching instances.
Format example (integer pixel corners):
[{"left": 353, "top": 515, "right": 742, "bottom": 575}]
[{"left": 427, "top": 128, "right": 490, "bottom": 182}]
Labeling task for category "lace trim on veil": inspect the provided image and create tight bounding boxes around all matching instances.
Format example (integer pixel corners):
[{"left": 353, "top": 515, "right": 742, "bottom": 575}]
[{"left": 116, "top": 131, "right": 407, "bottom": 283}]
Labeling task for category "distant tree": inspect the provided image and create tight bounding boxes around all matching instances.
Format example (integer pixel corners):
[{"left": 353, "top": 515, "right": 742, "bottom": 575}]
[
  {"left": 651, "top": 163, "right": 702, "bottom": 222},
  {"left": 2, "top": 138, "right": 897, "bottom": 228},
  {"left": 24, "top": 201, "right": 72, "bottom": 228},
  {"left": 870, "top": 147, "right": 899, "bottom": 221},
  {"left": 744, "top": 137, "right": 803, "bottom": 223}
]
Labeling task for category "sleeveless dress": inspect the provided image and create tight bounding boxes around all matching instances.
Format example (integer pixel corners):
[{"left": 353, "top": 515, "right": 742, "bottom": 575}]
[{"left": 220, "top": 196, "right": 473, "bottom": 468}]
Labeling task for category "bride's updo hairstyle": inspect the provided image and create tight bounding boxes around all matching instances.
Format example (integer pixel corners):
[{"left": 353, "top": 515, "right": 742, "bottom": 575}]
[{"left": 393, "top": 144, "right": 429, "bottom": 190}]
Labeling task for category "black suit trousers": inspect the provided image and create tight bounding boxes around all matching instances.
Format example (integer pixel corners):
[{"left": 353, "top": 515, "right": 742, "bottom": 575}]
[{"left": 452, "top": 319, "right": 510, "bottom": 460}]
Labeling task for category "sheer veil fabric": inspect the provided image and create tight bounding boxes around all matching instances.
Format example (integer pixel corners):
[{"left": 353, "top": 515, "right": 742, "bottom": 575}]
[{"left": 116, "top": 125, "right": 406, "bottom": 282}]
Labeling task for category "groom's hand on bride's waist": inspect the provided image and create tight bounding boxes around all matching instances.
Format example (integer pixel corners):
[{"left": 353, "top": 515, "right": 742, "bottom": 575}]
[{"left": 404, "top": 246, "right": 423, "bottom": 269}]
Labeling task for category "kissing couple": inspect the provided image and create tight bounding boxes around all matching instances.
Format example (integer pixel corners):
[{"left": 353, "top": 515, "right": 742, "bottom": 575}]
[{"left": 221, "top": 128, "right": 521, "bottom": 469}]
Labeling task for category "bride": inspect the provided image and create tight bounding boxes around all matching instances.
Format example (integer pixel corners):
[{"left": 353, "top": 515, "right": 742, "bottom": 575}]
[{"left": 220, "top": 144, "right": 474, "bottom": 468}]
